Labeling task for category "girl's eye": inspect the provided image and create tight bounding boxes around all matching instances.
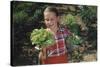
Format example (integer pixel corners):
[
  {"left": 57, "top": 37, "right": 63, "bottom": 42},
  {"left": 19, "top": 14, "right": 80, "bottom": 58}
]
[
  {"left": 45, "top": 18, "right": 54, "bottom": 22},
  {"left": 45, "top": 19, "right": 49, "bottom": 21}
]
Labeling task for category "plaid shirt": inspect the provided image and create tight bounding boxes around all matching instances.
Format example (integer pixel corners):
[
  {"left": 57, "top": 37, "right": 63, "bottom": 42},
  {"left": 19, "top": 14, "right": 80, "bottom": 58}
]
[{"left": 46, "top": 27, "right": 70, "bottom": 57}]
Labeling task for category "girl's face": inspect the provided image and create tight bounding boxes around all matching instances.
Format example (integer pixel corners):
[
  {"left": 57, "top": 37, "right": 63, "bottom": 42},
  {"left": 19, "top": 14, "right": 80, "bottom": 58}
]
[{"left": 44, "top": 11, "right": 59, "bottom": 29}]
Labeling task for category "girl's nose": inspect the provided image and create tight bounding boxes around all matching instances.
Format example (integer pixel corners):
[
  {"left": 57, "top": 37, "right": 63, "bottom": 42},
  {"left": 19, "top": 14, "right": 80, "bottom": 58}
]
[{"left": 47, "top": 21, "right": 51, "bottom": 24}]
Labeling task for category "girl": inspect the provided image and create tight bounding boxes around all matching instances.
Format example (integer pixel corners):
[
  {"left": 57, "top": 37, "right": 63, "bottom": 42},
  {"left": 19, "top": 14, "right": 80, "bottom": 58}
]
[{"left": 39, "top": 6, "right": 71, "bottom": 64}]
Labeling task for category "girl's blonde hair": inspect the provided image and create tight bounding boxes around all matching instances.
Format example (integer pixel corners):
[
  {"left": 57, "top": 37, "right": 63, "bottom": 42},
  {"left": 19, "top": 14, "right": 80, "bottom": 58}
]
[{"left": 44, "top": 6, "right": 59, "bottom": 16}]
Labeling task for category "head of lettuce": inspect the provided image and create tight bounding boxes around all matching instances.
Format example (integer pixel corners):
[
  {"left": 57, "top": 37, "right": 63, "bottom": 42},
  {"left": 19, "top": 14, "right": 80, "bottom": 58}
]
[{"left": 30, "top": 28, "right": 55, "bottom": 49}]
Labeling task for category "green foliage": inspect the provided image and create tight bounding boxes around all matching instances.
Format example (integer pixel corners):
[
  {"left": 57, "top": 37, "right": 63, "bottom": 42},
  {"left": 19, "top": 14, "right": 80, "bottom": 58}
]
[
  {"left": 79, "top": 6, "right": 97, "bottom": 23},
  {"left": 30, "top": 28, "right": 55, "bottom": 48},
  {"left": 67, "top": 34, "right": 83, "bottom": 45},
  {"left": 62, "top": 14, "right": 79, "bottom": 35},
  {"left": 64, "top": 14, "right": 76, "bottom": 25},
  {"left": 79, "top": 6, "right": 97, "bottom": 42},
  {"left": 62, "top": 14, "right": 82, "bottom": 45},
  {"left": 32, "top": 9, "right": 43, "bottom": 21},
  {"left": 12, "top": 2, "right": 45, "bottom": 23},
  {"left": 13, "top": 11, "right": 28, "bottom": 23}
]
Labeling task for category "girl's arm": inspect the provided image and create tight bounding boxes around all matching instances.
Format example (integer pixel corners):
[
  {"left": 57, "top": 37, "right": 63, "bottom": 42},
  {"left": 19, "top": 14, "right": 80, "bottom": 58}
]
[{"left": 38, "top": 47, "right": 47, "bottom": 64}]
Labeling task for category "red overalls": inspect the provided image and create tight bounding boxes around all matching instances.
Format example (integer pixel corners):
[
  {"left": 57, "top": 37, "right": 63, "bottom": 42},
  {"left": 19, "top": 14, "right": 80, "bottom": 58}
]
[{"left": 43, "top": 27, "right": 70, "bottom": 64}]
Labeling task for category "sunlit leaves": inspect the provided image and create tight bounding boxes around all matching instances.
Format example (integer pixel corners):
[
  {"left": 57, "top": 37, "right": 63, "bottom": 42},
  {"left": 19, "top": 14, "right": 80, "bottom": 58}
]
[
  {"left": 30, "top": 28, "right": 55, "bottom": 48},
  {"left": 67, "top": 34, "right": 83, "bottom": 45}
]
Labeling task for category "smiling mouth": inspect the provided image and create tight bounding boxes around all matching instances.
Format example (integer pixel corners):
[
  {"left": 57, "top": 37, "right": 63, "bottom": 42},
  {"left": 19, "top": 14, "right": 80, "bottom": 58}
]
[{"left": 48, "top": 24, "right": 54, "bottom": 28}]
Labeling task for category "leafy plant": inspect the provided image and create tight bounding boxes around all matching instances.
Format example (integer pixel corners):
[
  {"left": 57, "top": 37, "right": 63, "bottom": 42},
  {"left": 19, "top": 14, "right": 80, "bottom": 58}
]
[
  {"left": 62, "top": 14, "right": 79, "bottom": 35},
  {"left": 63, "top": 14, "right": 82, "bottom": 45},
  {"left": 30, "top": 28, "right": 55, "bottom": 48},
  {"left": 67, "top": 34, "right": 83, "bottom": 45},
  {"left": 64, "top": 14, "right": 76, "bottom": 25}
]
